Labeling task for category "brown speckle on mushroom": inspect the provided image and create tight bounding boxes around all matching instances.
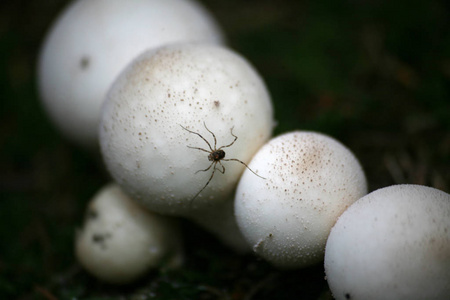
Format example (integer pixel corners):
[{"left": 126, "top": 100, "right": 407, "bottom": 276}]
[
  {"left": 80, "top": 56, "right": 90, "bottom": 70},
  {"left": 92, "top": 232, "right": 112, "bottom": 250}
]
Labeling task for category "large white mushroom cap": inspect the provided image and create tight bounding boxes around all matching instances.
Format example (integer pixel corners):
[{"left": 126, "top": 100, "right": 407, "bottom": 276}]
[
  {"left": 325, "top": 184, "right": 450, "bottom": 300},
  {"left": 235, "top": 131, "right": 367, "bottom": 268},
  {"left": 38, "top": 0, "right": 224, "bottom": 148},
  {"left": 99, "top": 42, "right": 274, "bottom": 252},
  {"left": 100, "top": 42, "right": 274, "bottom": 214},
  {"left": 75, "top": 184, "right": 183, "bottom": 284}
]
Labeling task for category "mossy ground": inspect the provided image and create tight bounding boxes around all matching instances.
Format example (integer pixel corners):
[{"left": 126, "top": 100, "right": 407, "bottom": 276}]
[{"left": 1, "top": 0, "right": 449, "bottom": 299}]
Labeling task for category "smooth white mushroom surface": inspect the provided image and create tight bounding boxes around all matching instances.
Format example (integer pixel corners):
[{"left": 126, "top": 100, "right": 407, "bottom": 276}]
[
  {"left": 38, "top": 0, "right": 224, "bottom": 148},
  {"left": 325, "top": 184, "right": 450, "bottom": 300},
  {"left": 100, "top": 43, "right": 274, "bottom": 214},
  {"left": 234, "top": 131, "right": 367, "bottom": 268},
  {"left": 75, "top": 184, "right": 183, "bottom": 284}
]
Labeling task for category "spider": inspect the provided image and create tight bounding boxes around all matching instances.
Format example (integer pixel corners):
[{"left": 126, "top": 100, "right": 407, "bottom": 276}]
[{"left": 180, "top": 122, "right": 265, "bottom": 203}]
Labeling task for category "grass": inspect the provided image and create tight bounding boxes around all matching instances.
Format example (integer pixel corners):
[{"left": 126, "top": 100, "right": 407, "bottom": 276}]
[{"left": 1, "top": 0, "right": 449, "bottom": 299}]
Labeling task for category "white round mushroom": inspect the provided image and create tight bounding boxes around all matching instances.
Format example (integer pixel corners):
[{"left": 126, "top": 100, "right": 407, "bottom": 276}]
[
  {"left": 38, "top": 0, "right": 224, "bottom": 148},
  {"left": 99, "top": 42, "right": 274, "bottom": 251},
  {"left": 324, "top": 184, "right": 450, "bottom": 300},
  {"left": 76, "top": 183, "right": 183, "bottom": 284},
  {"left": 234, "top": 131, "right": 368, "bottom": 268},
  {"left": 99, "top": 43, "right": 273, "bottom": 211}
]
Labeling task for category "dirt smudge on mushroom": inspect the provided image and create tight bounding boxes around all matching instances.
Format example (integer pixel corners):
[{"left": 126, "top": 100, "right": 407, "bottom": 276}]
[
  {"left": 79, "top": 55, "right": 90, "bottom": 70},
  {"left": 92, "top": 232, "right": 112, "bottom": 250}
]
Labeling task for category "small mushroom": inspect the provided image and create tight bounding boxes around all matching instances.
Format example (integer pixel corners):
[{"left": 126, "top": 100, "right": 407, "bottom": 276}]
[
  {"left": 38, "top": 0, "right": 224, "bottom": 148},
  {"left": 234, "top": 131, "right": 367, "bottom": 268},
  {"left": 76, "top": 183, "right": 183, "bottom": 284},
  {"left": 325, "top": 184, "right": 450, "bottom": 300},
  {"left": 99, "top": 42, "right": 274, "bottom": 252}
]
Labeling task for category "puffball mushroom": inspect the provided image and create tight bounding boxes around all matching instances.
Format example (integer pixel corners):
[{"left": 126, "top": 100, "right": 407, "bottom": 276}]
[
  {"left": 99, "top": 42, "right": 274, "bottom": 251},
  {"left": 324, "top": 184, "right": 450, "bottom": 300},
  {"left": 234, "top": 131, "right": 367, "bottom": 268},
  {"left": 38, "top": 0, "right": 224, "bottom": 148},
  {"left": 76, "top": 184, "right": 183, "bottom": 284}
]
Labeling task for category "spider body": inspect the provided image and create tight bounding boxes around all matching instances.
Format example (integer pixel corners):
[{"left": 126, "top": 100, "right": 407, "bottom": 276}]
[
  {"left": 180, "top": 122, "right": 264, "bottom": 203},
  {"left": 209, "top": 149, "right": 225, "bottom": 161}
]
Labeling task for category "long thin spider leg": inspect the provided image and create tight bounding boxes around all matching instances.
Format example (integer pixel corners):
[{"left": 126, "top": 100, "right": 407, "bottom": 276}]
[
  {"left": 217, "top": 161, "right": 226, "bottom": 174},
  {"left": 179, "top": 124, "right": 213, "bottom": 152},
  {"left": 203, "top": 122, "right": 217, "bottom": 150},
  {"left": 187, "top": 146, "right": 210, "bottom": 153},
  {"left": 223, "top": 158, "right": 266, "bottom": 179},
  {"left": 230, "top": 126, "right": 238, "bottom": 139},
  {"left": 190, "top": 163, "right": 217, "bottom": 203},
  {"left": 195, "top": 161, "right": 214, "bottom": 174},
  {"left": 219, "top": 127, "right": 237, "bottom": 150}
]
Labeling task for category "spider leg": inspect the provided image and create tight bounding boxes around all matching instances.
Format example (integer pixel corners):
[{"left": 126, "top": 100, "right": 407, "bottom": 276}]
[
  {"left": 203, "top": 122, "right": 217, "bottom": 150},
  {"left": 217, "top": 161, "right": 226, "bottom": 174},
  {"left": 219, "top": 126, "right": 237, "bottom": 150},
  {"left": 179, "top": 124, "right": 213, "bottom": 152},
  {"left": 187, "top": 146, "right": 210, "bottom": 153},
  {"left": 195, "top": 161, "right": 214, "bottom": 174},
  {"left": 190, "top": 163, "right": 217, "bottom": 203},
  {"left": 223, "top": 158, "right": 266, "bottom": 179}
]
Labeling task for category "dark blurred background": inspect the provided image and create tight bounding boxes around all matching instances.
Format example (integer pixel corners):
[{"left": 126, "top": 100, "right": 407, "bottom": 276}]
[{"left": 1, "top": 0, "right": 449, "bottom": 299}]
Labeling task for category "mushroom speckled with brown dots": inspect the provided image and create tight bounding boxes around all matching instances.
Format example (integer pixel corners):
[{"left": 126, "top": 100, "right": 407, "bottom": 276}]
[
  {"left": 76, "top": 184, "right": 183, "bottom": 284},
  {"left": 234, "top": 131, "right": 367, "bottom": 268},
  {"left": 99, "top": 43, "right": 274, "bottom": 252},
  {"left": 38, "top": 0, "right": 224, "bottom": 148},
  {"left": 325, "top": 184, "right": 450, "bottom": 300}
]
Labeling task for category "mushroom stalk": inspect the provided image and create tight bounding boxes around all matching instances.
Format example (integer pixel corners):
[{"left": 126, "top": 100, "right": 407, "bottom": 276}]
[{"left": 186, "top": 195, "right": 250, "bottom": 253}]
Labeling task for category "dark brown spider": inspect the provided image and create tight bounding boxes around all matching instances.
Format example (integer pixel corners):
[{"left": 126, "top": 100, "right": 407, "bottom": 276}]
[{"left": 180, "top": 122, "right": 265, "bottom": 202}]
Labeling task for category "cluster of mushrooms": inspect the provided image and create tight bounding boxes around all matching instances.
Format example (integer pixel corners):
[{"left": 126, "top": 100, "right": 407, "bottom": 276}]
[{"left": 38, "top": 0, "right": 450, "bottom": 299}]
